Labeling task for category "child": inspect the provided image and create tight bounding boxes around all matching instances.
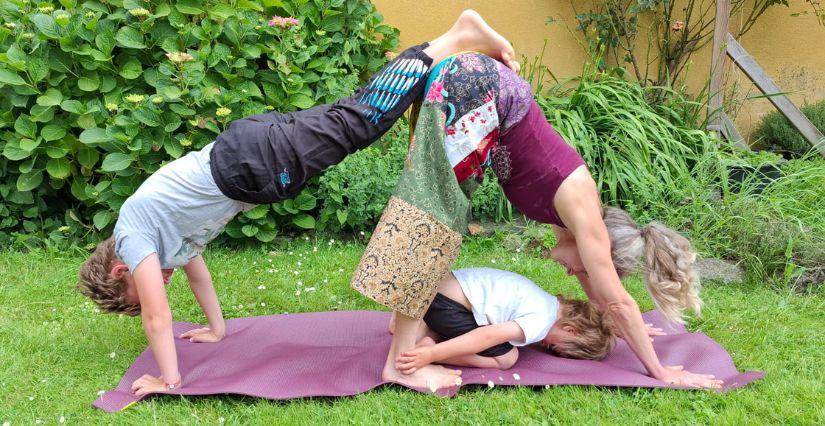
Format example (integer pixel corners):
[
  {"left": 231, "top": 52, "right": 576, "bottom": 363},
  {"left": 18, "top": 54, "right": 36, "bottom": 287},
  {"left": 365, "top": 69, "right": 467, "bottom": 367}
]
[
  {"left": 77, "top": 11, "right": 519, "bottom": 396},
  {"left": 392, "top": 268, "right": 615, "bottom": 374}
]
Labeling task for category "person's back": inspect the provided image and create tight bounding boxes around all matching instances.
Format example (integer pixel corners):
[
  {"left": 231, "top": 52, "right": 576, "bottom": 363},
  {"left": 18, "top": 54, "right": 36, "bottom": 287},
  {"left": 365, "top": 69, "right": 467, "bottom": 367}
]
[{"left": 114, "top": 143, "right": 252, "bottom": 274}]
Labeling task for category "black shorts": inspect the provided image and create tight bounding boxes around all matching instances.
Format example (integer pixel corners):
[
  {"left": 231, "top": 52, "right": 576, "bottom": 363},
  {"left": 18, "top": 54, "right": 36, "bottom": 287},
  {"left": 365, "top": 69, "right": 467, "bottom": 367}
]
[
  {"left": 422, "top": 293, "right": 514, "bottom": 357},
  {"left": 210, "top": 43, "right": 433, "bottom": 204}
]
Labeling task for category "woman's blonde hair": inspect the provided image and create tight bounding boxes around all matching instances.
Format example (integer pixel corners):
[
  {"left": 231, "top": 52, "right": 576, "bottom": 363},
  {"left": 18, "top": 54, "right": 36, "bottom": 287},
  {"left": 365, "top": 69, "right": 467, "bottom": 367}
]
[{"left": 602, "top": 207, "right": 701, "bottom": 323}]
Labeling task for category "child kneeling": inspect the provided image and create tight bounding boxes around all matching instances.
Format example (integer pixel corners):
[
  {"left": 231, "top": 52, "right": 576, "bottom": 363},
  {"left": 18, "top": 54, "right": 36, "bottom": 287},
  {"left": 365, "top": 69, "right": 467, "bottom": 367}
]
[{"left": 393, "top": 268, "right": 615, "bottom": 373}]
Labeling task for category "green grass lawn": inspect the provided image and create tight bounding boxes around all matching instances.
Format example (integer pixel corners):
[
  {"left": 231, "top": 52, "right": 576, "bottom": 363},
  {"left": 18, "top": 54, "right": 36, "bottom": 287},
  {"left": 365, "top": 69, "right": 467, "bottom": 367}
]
[{"left": 1, "top": 236, "right": 823, "bottom": 424}]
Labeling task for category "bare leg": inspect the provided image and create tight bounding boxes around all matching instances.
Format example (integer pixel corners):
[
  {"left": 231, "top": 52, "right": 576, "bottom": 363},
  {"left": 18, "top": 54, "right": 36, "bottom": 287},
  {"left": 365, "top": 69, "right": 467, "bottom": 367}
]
[
  {"left": 423, "top": 10, "right": 519, "bottom": 72},
  {"left": 381, "top": 313, "right": 462, "bottom": 391},
  {"left": 414, "top": 338, "right": 520, "bottom": 370}
]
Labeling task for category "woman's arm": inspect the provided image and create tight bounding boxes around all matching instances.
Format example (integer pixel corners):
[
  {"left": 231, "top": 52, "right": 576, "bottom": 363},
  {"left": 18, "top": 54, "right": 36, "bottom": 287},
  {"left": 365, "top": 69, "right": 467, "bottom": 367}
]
[
  {"left": 395, "top": 322, "right": 524, "bottom": 374},
  {"left": 554, "top": 170, "right": 720, "bottom": 388}
]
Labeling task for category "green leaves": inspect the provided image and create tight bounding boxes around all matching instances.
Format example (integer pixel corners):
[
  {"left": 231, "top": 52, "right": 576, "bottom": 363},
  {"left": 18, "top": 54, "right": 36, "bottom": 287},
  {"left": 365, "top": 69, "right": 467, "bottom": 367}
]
[
  {"left": 36, "top": 89, "right": 63, "bottom": 107},
  {"left": 93, "top": 210, "right": 113, "bottom": 230},
  {"left": 31, "top": 14, "right": 62, "bottom": 39},
  {"left": 289, "top": 93, "right": 315, "bottom": 109},
  {"left": 0, "top": 69, "right": 26, "bottom": 86},
  {"left": 41, "top": 124, "right": 67, "bottom": 141},
  {"left": 116, "top": 27, "right": 146, "bottom": 49},
  {"left": 176, "top": 0, "right": 205, "bottom": 15},
  {"left": 79, "top": 128, "right": 112, "bottom": 145},
  {"left": 46, "top": 158, "right": 72, "bottom": 179},
  {"left": 0, "top": 0, "right": 401, "bottom": 244},
  {"left": 17, "top": 171, "right": 44, "bottom": 192},
  {"left": 119, "top": 59, "right": 143, "bottom": 79},
  {"left": 101, "top": 153, "right": 134, "bottom": 172}
]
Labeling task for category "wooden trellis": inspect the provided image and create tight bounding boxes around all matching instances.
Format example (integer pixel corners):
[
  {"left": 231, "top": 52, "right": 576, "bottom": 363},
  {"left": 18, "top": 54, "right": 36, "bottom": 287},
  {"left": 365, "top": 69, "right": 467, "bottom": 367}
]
[{"left": 707, "top": 0, "right": 825, "bottom": 156}]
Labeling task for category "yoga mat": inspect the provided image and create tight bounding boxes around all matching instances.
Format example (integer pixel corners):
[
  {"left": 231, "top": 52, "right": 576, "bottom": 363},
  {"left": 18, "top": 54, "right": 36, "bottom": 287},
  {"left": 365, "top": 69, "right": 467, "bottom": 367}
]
[{"left": 93, "top": 310, "right": 763, "bottom": 412}]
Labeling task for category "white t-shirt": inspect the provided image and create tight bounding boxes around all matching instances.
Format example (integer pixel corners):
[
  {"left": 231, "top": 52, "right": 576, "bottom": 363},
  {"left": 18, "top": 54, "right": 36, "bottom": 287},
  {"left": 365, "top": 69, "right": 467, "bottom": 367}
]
[
  {"left": 452, "top": 268, "right": 559, "bottom": 346},
  {"left": 114, "top": 143, "right": 254, "bottom": 271}
]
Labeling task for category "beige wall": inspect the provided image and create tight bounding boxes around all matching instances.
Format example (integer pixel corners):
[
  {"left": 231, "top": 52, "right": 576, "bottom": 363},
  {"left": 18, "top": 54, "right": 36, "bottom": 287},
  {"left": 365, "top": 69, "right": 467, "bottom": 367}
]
[{"left": 373, "top": 0, "right": 825, "bottom": 141}]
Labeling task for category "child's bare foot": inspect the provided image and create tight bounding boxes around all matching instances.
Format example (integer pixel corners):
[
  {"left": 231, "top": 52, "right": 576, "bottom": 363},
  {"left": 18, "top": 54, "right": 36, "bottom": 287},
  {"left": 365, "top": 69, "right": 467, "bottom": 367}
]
[
  {"left": 433, "top": 10, "right": 519, "bottom": 72},
  {"left": 382, "top": 362, "right": 462, "bottom": 393}
]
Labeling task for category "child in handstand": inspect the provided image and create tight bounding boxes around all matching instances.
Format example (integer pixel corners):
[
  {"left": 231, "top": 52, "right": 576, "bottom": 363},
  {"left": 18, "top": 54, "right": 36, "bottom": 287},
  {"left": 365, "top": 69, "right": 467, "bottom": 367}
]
[
  {"left": 77, "top": 11, "right": 518, "bottom": 395},
  {"left": 390, "top": 268, "right": 615, "bottom": 373}
]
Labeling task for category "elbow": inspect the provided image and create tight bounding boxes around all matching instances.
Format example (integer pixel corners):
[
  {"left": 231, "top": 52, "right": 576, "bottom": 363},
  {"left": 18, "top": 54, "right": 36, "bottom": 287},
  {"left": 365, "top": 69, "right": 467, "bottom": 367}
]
[
  {"left": 605, "top": 294, "right": 639, "bottom": 322},
  {"left": 142, "top": 312, "right": 173, "bottom": 335},
  {"left": 495, "top": 348, "right": 519, "bottom": 370}
]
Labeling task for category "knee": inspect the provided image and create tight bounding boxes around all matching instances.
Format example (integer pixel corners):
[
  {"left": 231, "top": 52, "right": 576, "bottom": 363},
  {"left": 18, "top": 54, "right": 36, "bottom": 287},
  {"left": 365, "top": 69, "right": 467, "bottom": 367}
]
[{"left": 494, "top": 348, "right": 519, "bottom": 370}]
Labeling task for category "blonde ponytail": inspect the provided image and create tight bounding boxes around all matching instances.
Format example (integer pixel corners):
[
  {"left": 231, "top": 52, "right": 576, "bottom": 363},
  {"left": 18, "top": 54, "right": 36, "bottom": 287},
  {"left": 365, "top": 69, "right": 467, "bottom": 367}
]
[
  {"left": 640, "top": 222, "right": 702, "bottom": 323},
  {"left": 602, "top": 207, "right": 701, "bottom": 324}
]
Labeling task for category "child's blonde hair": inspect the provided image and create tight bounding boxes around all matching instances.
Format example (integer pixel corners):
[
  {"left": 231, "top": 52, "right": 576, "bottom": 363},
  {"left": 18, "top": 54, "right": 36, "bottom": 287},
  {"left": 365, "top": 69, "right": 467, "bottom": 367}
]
[
  {"left": 603, "top": 207, "right": 702, "bottom": 324},
  {"left": 77, "top": 236, "right": 141, "bottom": 316},
  {"left": 551, "top": 296, "right": 615, "bottom": 360}
]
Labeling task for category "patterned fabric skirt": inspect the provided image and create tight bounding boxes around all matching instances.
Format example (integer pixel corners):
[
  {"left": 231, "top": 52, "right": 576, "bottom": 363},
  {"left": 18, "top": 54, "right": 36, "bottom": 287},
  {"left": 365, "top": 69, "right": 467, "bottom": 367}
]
[{"left": 351, "top": 53, "right": 526, "bottom": 318}]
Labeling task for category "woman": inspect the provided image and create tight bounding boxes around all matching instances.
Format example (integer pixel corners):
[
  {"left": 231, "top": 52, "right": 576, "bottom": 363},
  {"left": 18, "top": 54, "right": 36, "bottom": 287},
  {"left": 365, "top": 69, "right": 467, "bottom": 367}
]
[{"left": 353, "top": 50, "right": 722, "bottom": 390}]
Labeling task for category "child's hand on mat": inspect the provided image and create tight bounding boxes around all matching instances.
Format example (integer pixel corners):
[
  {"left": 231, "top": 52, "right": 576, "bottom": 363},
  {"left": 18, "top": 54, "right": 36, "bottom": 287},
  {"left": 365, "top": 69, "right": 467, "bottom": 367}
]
[
  {"left": 180, "top": 327, "right": 224, "bottom": 343},
  {"left": 131, "top": 374, "right": 177, "bottom": 396},
  {"left": 659, "top": 365, "right": 723, "bottom": 389},
  {"left": 396, "top": 347, "right": 435, "bottom": 375}
]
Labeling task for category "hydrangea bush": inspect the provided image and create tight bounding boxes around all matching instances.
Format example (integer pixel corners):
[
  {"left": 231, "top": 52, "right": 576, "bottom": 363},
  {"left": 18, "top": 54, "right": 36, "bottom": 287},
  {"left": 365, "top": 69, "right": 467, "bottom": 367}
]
[{"left": 0, "top": 0, "right": 399, "bottom": 247}]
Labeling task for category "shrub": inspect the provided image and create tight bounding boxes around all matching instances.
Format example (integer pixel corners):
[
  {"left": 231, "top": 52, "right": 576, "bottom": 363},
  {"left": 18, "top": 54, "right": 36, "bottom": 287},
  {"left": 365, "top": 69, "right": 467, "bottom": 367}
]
[
  {"left": 535, "top": 65, "right": 723, "bottom": 222},
  {"left": 753, "top": 100, "right": 825, "bottom": 158},
  {"left": 0, "top": 0, "right": 399, "bottom": 247},
  {"left": 315, "top": 125, "right": 408, "bottom": 232}
]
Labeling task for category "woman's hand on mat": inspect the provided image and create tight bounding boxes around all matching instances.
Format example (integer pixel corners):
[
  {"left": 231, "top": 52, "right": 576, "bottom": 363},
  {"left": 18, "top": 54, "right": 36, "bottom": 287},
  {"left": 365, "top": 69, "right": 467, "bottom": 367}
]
[
  {"left": 396, "top": 347, "right": 435, "bottom": 374},
  {"left": 180, "top": 327, "right": 224, "bottom": 343},
  {"left": 131, "top": 374, "right": 177, "bottom": 396},
  {"left": 658, "top": 365, "right": 723, "bottom": 389}
]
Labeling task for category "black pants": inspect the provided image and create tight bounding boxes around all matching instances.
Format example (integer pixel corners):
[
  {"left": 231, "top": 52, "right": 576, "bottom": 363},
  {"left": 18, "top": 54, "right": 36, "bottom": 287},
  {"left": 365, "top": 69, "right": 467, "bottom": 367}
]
[
  {"left": 423, "top": 293, "right": 514, "bottom": 357},
  {"left": 210, "top": 44, "right": 433, "bottom": 204}
]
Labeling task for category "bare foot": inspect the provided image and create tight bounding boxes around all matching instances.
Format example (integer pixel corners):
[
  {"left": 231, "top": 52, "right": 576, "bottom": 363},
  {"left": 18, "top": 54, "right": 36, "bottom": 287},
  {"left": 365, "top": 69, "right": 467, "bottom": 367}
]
[
  {"left": 382, "top": 362, "right": 462, "bottom": 393},
  {"left": 450, "top": 10, "right": 519, "bottom": 72}
]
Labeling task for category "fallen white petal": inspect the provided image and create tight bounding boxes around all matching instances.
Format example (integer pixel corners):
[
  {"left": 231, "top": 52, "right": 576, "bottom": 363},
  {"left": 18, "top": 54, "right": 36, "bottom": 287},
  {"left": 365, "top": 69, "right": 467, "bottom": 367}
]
[
  {"left": 257, "top": 285, "right": 266, "bottom": 290},
  {"left": 513, "top": 373, "right": 521, "bottom": 381},
  {"left": 3, "top": 421, "right": 10, "bottom": 426},
  {"left": 109, "top": 352, "right": 116, "bottom": 358},
  {"left": 29, "top": 396, "right": 35, "bottom": 401},
  {"left": 295, "top": 290, "right": 301, "bottom": 296},
  {"left": 59, "top": 416, "right": 65, "bottom": 423},
  {"left": 544, "top": 384, "right": 550, "bottom": 389},
  {"left": 219, "top": 417, "right": 225, "bottom": 423},
  {"left": 260, "top": 303, "right": 266, "bottom": 307},
  {"left": 491, "top": 260, "right": 496, "bottom": 264},
  {"left": 97, "top": 390, "right": 105, "bottom": 395},
  {"left": 305, "top": 287, "right": 315, "bottom": 292},
  {"left": 498, "top": 376, "right": 503, "bottom": 381},
  {"left": 487, "top": 381, "right": 495, "bottom": 389}
]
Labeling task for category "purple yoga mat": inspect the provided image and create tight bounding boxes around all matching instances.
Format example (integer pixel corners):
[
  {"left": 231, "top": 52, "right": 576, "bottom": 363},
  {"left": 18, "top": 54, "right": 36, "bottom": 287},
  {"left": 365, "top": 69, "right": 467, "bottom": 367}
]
[{"left": 93, "top": 310, "right": 763, "bottom": 412}]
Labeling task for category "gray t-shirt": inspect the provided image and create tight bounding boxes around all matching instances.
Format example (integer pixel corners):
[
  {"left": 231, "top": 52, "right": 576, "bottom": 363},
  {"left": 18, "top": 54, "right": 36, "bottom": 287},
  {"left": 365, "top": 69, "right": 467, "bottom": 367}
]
[{"left": 114, "top": 142, "right": 253, "bottom": 271}]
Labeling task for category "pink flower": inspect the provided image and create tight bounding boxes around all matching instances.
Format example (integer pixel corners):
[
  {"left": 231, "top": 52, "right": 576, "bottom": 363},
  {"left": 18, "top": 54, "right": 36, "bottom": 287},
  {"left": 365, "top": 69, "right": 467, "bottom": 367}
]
[
  {"left": 426, "top": 81, "right": 444, "bottom": 103},
  {"left": 458, "top": 54, "right": 484, "bottom": 72},
  {"left": 268, "top": 16, "right": 300, "bottom": 28}
]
